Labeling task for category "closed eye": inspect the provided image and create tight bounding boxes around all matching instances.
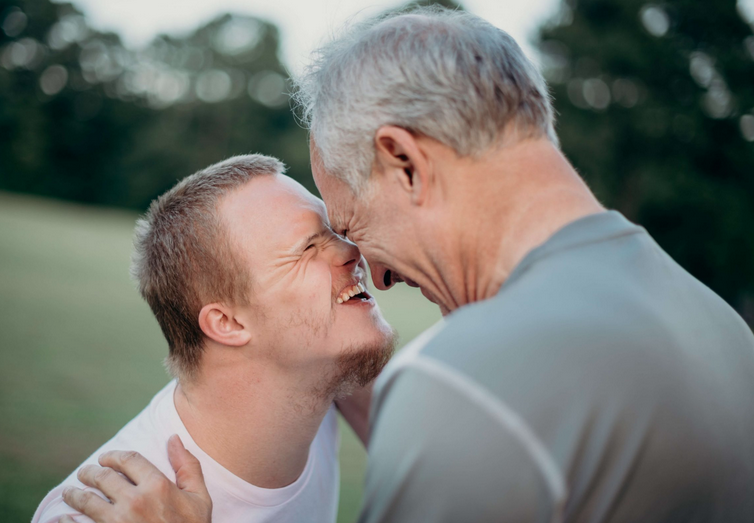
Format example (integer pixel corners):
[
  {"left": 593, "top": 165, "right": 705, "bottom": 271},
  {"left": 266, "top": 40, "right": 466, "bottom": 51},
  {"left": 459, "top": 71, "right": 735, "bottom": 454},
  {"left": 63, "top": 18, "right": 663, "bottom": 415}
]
[{"left": 304, "top": 244, "right": 315, "bottom": 251}]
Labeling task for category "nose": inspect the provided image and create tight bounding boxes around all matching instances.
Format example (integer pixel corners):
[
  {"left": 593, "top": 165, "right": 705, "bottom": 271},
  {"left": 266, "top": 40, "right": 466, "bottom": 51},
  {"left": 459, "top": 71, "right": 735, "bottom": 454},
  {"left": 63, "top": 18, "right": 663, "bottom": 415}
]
[
  {"left": 370, "top": 263, "right": 396, "bottom": 291},
  {"left": 332, "top": 236, "right": 360, "bottom": 269}
]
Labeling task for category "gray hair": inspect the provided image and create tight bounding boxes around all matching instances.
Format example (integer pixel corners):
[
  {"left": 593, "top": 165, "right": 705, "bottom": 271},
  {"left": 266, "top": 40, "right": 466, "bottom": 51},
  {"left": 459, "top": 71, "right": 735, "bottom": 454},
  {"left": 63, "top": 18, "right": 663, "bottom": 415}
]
[
  {"left": 294, "top": 6, "right": 557, "bottom": 191},
  {"left": 131, "top": 154, "right": 285, "bottom": 381}
]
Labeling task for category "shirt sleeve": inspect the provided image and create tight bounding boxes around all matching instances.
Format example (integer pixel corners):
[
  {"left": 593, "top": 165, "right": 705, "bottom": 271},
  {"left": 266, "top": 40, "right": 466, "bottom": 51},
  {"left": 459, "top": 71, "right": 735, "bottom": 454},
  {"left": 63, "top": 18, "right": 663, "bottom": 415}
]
[
  {"left": 33, "top": 487, "right": 98, "bottom": 523},
  {"left": 358, "top": 360, "right": 558, "bottom": 523}
]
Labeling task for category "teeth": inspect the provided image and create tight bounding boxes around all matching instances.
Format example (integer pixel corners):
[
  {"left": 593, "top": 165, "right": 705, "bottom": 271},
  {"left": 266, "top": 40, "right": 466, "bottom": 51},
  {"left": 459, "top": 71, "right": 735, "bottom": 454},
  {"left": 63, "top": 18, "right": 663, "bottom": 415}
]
[{"left": 336, "top": 283, "right": 366, "bottom": 304}]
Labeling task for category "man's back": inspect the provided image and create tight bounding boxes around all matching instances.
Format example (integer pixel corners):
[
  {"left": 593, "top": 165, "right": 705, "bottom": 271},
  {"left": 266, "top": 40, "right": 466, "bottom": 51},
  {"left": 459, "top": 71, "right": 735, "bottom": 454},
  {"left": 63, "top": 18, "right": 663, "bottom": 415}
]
[
  {"left": 34, "top": 381, "right": 341, "bottom": 523},
  {"left": 362, "top": 211, "right": 754, "bottom": 523}
]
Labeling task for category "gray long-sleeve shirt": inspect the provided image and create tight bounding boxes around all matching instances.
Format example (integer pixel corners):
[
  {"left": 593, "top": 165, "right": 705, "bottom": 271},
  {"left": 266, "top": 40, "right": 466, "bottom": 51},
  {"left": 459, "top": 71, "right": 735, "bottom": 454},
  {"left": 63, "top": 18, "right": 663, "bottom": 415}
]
[{"left": 360, "top": 211, "right": 754, "bottom": 523}]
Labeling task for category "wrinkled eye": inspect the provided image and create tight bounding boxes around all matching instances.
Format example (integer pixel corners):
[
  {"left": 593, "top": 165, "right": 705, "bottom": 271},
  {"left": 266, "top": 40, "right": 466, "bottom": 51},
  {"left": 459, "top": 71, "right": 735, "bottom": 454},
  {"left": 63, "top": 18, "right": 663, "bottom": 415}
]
[{"left": 304, "top": 243, "right": 315, "bottom": 251}]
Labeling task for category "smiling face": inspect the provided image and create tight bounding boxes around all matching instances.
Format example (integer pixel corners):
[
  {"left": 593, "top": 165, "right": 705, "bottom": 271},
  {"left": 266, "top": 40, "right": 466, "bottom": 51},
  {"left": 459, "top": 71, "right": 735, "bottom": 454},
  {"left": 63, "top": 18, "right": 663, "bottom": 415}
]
[
  {"left": 219, "top": 174, "right": 394, "bottom": 388},
  {"left": 311, "top": 142, "right": 451, "bottom": 315}
]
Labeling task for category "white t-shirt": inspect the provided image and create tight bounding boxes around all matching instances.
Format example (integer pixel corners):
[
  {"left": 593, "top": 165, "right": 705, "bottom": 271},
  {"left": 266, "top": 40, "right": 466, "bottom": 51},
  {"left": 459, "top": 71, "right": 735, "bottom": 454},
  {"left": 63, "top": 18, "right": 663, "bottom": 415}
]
[{"left": 33, "top": 380, "right": 341, "bottom": 523}]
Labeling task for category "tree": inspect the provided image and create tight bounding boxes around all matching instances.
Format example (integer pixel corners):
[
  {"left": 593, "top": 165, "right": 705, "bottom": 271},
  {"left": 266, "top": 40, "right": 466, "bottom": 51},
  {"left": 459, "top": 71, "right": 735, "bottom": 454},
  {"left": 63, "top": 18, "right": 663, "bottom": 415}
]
[
  {"left": 0, "top": 0, "right": 311, "bottom": 209},
  {"left": 538, "top": 0, "right": 754, "bottom": 325}
]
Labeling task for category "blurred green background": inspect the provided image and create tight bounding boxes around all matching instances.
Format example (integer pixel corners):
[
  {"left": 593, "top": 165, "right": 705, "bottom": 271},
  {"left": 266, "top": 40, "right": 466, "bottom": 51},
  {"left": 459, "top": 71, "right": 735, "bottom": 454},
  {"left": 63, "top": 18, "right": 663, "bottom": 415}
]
[{"left": 1, "top": 0, "right": 753, "bottom": 521}]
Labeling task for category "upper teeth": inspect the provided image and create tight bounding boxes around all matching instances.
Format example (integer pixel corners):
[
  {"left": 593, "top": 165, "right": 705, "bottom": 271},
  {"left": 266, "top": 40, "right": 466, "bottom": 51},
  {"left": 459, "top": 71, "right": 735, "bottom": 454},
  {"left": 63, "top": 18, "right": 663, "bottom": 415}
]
[{"left": 337, "top": 282, "right": 367, "bottom": 304}]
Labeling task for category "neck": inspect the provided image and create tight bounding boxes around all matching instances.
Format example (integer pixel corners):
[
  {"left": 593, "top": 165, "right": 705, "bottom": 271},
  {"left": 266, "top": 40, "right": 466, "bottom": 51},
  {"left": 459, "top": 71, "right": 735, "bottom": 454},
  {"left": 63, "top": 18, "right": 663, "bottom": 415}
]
[
  {"left": 439, "top": 137, "right": 604, "bottom": 310},
  {"left": 174, "top": 351, "right": 333, "bottom": 488}
]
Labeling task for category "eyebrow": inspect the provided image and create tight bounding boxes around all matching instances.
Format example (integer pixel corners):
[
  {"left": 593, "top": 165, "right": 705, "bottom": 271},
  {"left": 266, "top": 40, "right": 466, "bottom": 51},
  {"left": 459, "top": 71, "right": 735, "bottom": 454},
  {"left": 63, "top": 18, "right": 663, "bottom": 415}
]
[{"left": 293, "top": 229, "right": 329, "bottom": 252}]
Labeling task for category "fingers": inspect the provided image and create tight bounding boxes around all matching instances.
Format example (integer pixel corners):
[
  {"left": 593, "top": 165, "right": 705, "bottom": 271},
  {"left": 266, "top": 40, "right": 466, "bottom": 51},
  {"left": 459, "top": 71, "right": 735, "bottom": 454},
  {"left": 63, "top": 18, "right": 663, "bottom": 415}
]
[
  {"left": 98, "top": 450, "right": 164, "bottom": 486},
  {"left": 77, "top": 465, "right": 133, "bottom": 502},
  {"left": 62, "top": 487, "right": 111, "bottom": 521},
  {"left": 167, "top": 435, "right": 210, "bottom": 498}
]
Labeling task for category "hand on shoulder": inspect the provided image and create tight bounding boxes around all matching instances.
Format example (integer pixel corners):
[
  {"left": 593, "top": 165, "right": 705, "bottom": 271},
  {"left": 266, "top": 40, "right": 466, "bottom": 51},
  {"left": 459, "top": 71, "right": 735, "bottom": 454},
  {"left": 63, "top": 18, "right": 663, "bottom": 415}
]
[{"left": 60, "top": 435, "right": 212, "bottom": 523}]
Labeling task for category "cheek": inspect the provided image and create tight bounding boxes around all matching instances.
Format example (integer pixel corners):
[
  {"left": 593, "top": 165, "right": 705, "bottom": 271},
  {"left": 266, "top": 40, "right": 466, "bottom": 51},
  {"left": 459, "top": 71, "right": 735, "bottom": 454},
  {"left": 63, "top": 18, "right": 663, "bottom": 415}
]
[
  {"left": 261, "top": 262, "right": 333, "bottom": 325},
  {"left": 331, "top": 304, "right": 393, "bottom": 352},
  {"left": 260, "top": 264, "right": 334, "bottom": 350},
  {"left": 292, "top": 261, "right": 333, "bottom": 316},
  {"left": 359, "top": 231, "right": 400, "bottom": 268}
]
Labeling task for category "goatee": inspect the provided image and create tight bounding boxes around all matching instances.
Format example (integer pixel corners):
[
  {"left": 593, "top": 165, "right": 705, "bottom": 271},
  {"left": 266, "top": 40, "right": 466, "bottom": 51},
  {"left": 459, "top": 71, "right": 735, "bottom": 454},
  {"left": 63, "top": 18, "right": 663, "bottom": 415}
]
[{"left": 322, "top": 329, "right": 397, "bottom": 400}]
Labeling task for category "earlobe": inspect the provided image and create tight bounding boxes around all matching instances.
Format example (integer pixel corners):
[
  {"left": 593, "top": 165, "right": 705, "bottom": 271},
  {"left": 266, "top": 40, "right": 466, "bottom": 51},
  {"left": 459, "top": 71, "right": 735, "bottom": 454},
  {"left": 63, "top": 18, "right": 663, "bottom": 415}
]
[
  {"left": 374, "top": 126, "right": 430, "bottom": 206},
  {"left": 198, "top": 304, "right": 251, "bottom": 347}
]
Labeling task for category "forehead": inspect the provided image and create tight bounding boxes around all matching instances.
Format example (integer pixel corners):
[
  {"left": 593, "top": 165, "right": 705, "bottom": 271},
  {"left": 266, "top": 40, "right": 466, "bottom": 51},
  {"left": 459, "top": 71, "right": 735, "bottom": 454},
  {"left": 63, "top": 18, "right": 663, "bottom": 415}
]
[
  {"left": 220, "top": 174, "right": 327, "bottom": 252},
  {"left": 310, "top": 152, "right": 358, "bottom": 231}
]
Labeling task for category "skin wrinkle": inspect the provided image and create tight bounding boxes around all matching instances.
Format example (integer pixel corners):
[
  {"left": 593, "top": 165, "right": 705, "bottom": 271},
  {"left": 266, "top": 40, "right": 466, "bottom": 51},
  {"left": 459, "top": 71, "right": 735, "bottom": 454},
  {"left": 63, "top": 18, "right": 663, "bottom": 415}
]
[
  {"left": 407, "top": 143, "right": 463, "bottom": 311},
  {"left": 312, "top": 132, "right": 604, "bottom": 318},
  {"left": 463, "top": 146, "right": 599, "bottom": 306},
  {"left": 372, "top": 137, "right": 463, "bottom": 314}
]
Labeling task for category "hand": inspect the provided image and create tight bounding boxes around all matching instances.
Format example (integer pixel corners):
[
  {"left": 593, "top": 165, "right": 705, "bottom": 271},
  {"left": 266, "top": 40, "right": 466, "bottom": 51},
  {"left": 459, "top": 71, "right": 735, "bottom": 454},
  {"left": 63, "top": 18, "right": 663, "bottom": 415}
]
[{"left": 60, "top": 435, "right": 212, "bottom": 523}]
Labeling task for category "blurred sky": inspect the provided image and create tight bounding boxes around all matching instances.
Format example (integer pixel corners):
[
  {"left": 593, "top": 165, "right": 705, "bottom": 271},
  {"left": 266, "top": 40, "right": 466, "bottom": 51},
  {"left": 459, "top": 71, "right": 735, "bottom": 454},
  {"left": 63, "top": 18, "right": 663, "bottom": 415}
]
[{"left": 50, "top": 0, "right": 566, "bottom": 74}]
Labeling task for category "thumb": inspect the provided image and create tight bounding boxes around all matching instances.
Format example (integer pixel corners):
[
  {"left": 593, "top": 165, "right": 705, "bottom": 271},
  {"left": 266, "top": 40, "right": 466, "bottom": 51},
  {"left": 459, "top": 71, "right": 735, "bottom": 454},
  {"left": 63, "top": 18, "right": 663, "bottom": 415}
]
[{"left": 168, "top": 434, "right": 210, "bottom": 497}]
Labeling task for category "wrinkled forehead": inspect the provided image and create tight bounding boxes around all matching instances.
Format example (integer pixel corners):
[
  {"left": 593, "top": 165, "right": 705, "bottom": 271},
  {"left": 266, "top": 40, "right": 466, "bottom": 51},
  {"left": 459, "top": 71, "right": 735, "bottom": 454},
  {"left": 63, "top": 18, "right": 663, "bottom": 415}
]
[
  {"left": 309, "top": 144, "right": 357, "bottom": 232},
  {"left": 315, "top": 175, "right": 355, "bottom": 233}
]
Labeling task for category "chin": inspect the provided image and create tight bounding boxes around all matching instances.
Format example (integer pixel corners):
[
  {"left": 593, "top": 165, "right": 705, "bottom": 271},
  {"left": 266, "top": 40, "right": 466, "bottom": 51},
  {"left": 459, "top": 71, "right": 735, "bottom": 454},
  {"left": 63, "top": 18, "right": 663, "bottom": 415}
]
[
  {"left": 331, "top": 324, "right": 396, "bottom": 392},
  {"left": 336, "top": 301, "right": 391, "bottom": 335},
  {"left": 310, "top": 314, "right": 397, "bottom": 400}
]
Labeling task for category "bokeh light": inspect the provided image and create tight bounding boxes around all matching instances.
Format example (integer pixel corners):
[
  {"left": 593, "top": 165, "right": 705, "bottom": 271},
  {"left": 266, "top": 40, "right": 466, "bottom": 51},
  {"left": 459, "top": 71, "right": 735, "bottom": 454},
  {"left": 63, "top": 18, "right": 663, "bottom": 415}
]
[
  {"left": 1, "top": 6, "right": 27, "bottom": 37},
  {"left": 640, "top": 5, "right": 669, "bottom": 37},
  {"left": 741, "top": 114, "right": 754, "bottom": 141},
  {"left": 39, "top": 63, "right": 68, "bottom": 95}
]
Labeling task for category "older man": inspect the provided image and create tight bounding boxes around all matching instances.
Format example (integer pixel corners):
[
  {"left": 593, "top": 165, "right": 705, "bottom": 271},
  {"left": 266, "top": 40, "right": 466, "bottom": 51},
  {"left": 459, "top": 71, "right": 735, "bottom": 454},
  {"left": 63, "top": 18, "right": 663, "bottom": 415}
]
[
  {"left": 65, "top": 6, "right": 754, "bottom": 523},
  {"left": 37, "top": 154, "right": 394, "bottom": 523}
]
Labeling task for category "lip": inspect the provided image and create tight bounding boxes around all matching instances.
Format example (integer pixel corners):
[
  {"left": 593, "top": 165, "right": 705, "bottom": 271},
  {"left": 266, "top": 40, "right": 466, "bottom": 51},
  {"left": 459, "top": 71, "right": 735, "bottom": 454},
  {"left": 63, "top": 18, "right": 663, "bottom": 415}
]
[
  {"left": 336, "top": 277, "right": 364, "bottom": 299},
  {"left": 335, "top": 275, "right": 374, "bottom": 305},
  {"left": 419, "top": 286, "right": 437, "bottom": 304},
  {"left": 340, "top": 295, "right": 376, "bottom": 307},
  {"left": 404, "top": 277, "right": 420, "bottom": 288},
  {"left": 386, "top": 269, "right": 419, "bottom": 288}
]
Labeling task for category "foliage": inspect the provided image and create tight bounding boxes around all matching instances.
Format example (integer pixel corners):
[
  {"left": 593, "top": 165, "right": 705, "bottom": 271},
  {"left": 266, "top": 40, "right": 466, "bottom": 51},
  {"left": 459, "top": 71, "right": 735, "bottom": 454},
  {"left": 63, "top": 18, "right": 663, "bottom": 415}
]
[
  {"left": 538, "top": 0, "right": 754, "bottom": 323},
  {"left": 2, "top": 0, "right": 752, "bottom": 325},
  {"left": 0, "top": 0, "right": 313, "bottom": 209}
]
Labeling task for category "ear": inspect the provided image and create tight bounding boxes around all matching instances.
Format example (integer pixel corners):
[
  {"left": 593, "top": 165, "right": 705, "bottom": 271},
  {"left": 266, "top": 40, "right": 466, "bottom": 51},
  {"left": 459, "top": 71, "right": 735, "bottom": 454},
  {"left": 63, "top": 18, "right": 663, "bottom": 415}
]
[
  {"left": 198, "top": 303, "right": 251, "bottom": 347},
  {"left": 373, "top": 126, "right": 431, "bottom": 206}
]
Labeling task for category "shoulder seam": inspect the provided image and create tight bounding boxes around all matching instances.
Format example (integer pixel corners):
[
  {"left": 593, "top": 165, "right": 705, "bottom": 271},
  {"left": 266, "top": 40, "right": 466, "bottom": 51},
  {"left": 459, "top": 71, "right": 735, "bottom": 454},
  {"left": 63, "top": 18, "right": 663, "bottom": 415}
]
[{"left": 406, "top": 355, "right": 567, "bottom": 522}]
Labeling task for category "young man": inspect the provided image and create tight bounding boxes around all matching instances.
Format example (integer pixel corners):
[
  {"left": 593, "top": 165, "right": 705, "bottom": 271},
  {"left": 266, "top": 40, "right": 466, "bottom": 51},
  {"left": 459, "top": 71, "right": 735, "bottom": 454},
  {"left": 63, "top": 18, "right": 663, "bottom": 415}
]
[{"left": 33, "top": 154, "right": 395, "bottom": 523}]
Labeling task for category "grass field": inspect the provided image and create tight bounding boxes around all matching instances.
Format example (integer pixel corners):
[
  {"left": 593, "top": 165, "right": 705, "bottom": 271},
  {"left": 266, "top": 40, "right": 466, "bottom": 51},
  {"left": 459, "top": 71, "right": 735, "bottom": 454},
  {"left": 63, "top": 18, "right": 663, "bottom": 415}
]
[{"left": 0, "top": 191, "right": 441, "bottom": 523}]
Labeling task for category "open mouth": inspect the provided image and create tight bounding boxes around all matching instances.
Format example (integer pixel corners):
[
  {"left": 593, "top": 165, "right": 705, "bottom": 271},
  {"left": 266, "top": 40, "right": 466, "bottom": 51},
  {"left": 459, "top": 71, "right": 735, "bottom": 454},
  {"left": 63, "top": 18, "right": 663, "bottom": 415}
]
[{"left": 336, "top": 282, "right": 373, "bottom": 304}]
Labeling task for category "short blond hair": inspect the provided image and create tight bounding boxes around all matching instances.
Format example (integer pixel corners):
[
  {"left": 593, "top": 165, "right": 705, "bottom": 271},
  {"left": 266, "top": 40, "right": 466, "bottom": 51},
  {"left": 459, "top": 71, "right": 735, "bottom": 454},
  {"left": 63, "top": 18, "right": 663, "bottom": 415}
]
[{"left": 131, "top": 154, "right": 285, "bottom": 380}]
